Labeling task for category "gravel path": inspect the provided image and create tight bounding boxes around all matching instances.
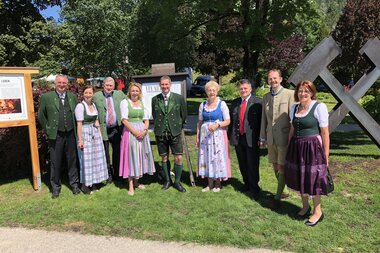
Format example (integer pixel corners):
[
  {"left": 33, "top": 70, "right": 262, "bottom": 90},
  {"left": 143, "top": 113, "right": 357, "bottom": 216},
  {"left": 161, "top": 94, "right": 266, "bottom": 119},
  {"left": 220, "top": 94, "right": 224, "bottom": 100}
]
[{"left": 0, "top": 227, "right": 288, "bottom": 253}]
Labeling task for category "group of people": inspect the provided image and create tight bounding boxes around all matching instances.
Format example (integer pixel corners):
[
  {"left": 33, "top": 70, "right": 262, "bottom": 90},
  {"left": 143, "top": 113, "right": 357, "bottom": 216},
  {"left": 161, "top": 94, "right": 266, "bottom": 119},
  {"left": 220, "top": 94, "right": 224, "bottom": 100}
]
[
  {"left": 194, "top": 69, "right": 330, "bottom": 227},
  {"left": 38, "top": 69, "right": 330, "bottom": 227}
]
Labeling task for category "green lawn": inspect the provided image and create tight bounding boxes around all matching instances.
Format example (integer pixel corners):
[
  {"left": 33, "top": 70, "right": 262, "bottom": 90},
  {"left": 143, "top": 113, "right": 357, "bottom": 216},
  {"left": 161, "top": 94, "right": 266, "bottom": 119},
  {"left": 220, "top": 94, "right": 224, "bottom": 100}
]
[{"left": 0, "top": 131, "right": 379, "bottom": 253}]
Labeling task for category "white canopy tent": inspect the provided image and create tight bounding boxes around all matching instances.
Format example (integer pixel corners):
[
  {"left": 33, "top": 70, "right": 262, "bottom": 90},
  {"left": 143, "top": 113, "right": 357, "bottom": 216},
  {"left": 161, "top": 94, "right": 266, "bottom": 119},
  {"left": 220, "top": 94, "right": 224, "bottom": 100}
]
[{"left": 38, "top": 74, "right": 75, "bottom": 81}]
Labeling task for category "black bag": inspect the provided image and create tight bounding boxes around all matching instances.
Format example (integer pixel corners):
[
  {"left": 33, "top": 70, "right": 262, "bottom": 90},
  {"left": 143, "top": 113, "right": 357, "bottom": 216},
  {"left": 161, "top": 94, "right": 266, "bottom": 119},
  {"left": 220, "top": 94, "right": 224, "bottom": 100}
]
[{"left": 326, "top": 167, "right": 334, "bottom": 193}]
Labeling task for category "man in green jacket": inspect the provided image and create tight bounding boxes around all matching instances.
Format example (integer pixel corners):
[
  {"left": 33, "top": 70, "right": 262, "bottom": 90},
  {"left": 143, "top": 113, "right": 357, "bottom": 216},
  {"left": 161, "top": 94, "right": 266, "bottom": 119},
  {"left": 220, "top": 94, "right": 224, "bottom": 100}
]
[
  {"left": 152, "top": 75, "right": 187, "bottom": 192},
  {"left": 38, "top": 74, "right": 80, "bottom": 199},
  {"left": 93, "top": 77, "right": 125, "bottom": 183}
]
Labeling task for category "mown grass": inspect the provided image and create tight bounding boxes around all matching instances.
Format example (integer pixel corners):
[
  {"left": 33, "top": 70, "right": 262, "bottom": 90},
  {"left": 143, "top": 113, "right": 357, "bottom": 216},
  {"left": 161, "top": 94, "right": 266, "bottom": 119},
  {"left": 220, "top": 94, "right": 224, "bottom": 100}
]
[{"left": 0, "top": 130, "right": 379, "bottom": 253}]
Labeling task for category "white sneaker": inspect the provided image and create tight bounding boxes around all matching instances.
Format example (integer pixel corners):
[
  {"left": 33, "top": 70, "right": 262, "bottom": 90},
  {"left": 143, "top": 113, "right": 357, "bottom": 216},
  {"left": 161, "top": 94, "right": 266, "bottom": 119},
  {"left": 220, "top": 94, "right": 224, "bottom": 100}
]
[
  {"left": 212, "top": 188, "right": 220, "bottom": 193},
  {"left": 137, "top": 184, "right": 146, "bottom": 190},
  {"left": 201, "top": 186, "right": 210, "bottom": 192}
]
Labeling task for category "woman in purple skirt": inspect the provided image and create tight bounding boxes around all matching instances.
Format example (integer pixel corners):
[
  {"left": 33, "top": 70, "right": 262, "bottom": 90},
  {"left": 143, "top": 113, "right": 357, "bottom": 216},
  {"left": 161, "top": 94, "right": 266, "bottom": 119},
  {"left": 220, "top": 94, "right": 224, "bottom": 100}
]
[{"left": 285, "top": 80, "right": 330, "bottom": 226}]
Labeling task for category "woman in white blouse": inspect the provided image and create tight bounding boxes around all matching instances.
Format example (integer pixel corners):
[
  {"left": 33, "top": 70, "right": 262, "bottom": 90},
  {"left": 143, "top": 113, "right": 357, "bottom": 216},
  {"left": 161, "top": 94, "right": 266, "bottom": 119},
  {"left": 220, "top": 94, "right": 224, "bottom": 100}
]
[
  {"left": 119, "top": 82, "right": 155, "bottom": 196},
  {"left": 285, "top": 80, "right": 330, "bottom": 227},
  {"left": 196, "top": 81, "right": 231, "bottom": 192},
  {"left": 75, "top": 85, "right": 108, "bottom": 194}
]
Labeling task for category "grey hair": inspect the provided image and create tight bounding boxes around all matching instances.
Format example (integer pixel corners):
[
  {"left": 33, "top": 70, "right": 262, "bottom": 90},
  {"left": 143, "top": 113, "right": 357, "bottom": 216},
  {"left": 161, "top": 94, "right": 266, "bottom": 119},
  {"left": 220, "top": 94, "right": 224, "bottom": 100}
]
[
  {"left": 238, "top": 79, "right": 252, "bottom": 88},
  {"left": 160, "top": 75, "right": 172, "bottom": 84},
  {"left": 103, "top": 77, "right": 115, "bottom": 85},
  {"left": 55, "top": 74, "right": 68, "bottom": 82}
]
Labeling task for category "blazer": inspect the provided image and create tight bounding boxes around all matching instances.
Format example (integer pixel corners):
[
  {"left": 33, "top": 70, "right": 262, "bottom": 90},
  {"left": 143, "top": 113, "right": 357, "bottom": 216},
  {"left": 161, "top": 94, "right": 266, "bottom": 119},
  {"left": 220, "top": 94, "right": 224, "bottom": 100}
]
[
  {"left": 259, "top": 87, "right": 294, "bottom": 146},
  {"left": 93, "top": 90, "right": 126, "bottom": 141},
  {"left": 228, "top": 95, "right": 262, "bottom": 148},
  {"left": 151, "top": 92, "right": 187, "bottom": 137},
  {"left": 38, "top": 91, "right": 78, "bottom": 140}
]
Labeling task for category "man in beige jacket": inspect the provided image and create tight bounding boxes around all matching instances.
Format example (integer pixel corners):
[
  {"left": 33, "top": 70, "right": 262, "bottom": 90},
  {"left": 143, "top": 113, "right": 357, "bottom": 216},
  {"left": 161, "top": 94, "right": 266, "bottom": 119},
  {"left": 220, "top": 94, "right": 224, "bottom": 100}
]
[{"left": 259, "top": 69, "right": 294, "bottom": 209}]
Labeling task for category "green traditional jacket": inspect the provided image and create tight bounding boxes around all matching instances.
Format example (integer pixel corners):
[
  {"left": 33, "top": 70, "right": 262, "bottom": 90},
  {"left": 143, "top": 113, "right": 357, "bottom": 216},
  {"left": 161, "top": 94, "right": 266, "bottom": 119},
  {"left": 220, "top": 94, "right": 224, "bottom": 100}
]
[
  {"left": 38, "top": 91, "right": 78, "bottom": 140},
  {"left": 151, "top": 92, "right": 187, "bottom": 136},
  {"left": 93, "top": 90, "right": 125, "bottom": 141}
]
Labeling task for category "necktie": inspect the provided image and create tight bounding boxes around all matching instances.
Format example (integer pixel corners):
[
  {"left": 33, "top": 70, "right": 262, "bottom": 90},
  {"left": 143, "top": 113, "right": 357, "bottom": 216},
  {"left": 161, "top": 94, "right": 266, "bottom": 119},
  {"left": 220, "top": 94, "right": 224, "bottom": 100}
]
[
  {"left": 239, "top": 99, "right": 247, "bottom": 135},
  {"left": 107, "top": 97, "right": 114, "bottom": 126},
  {"left": 164, "top": 94, "right": 168, "bottom": 106},
  {"left": 59, "top": 94, "right": 65, "bottom": 105},
  {"left": 164, "top": 94, "right": 169, "bottom": 113}
]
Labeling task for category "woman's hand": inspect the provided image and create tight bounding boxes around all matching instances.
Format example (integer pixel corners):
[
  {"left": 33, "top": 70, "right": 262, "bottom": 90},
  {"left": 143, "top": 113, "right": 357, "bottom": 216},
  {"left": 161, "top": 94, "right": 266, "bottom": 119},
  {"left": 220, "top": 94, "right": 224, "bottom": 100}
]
[
  {"left": 207, "top": 122, "right": 219, "bottom": 132},
  {"left": 133, "top": 130, "right": 145, "bottom": 140},
  {"left": 78, "top": 140, "right": 84, "bottom": 150}
]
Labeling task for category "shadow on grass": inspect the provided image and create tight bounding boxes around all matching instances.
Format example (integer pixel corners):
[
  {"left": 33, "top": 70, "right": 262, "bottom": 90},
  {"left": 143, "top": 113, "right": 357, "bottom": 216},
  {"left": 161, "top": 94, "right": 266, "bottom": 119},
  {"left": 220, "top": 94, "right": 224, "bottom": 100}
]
[
  {"left": 331, "top": 153, "right": 379, "bottom": 159},
  {"left": 331, "top": 131, "right": 374, "bottom": 146},
  {"left": 227, "top": 177, "right": 301, "bottom": 219},
  {"left": 0, "top": 159, "right": 83, "bottom": 194}
]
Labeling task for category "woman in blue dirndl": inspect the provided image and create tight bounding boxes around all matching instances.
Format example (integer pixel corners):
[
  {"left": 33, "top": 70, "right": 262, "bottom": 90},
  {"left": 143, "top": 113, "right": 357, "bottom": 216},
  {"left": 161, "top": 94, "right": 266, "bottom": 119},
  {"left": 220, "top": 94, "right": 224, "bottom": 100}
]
[{"left": 196, "top": 80, "right": 231, "bottom": 192}]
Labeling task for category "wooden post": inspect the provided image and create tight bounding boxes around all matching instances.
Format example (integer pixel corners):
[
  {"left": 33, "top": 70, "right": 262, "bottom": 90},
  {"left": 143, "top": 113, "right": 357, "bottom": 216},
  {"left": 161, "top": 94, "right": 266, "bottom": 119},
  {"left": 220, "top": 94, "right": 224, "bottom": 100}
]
[{"left": 0, "top": 67, "right": 41, "bottom": 190}]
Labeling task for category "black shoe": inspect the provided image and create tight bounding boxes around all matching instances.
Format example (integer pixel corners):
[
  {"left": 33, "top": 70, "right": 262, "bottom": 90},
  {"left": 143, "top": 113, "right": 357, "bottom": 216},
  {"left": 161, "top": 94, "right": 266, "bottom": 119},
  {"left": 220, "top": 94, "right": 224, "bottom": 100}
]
[
  {"left": 296, "top": 206, "right": 311, "bottom": 219},
  {"left": 91, "top": 184, "right": 99, "bottom": 192},
  {"left": 51, "top": 192, "right": 59, "bottom": 199},
  {"left": 270, "top": 199, "right": 281, "bottom": 210},
  {"left": 240, "top": 185, "right": 250, "bottom": 192},
  {"left": 81, "top": 185, "right": 92, "bottom": 195},
  {"left": 107, "top": 176, "right": 113, "bottom": 184},
  {"left": 305, "top": 213, "right": 324, "bottom": 227},
  {"left": 161, "top": 181, "right": 172, "bottom": 190},
  {"left": 251, "top": 194, "right": 260, "bottom": 201},
  {"left": 173, "top": 183, "right": 186, "bottom": 193},
  {"left": 251, "top": 190, "right": 261, "bottom": 201},
  {"left": 72, "top": 186, "right": 81, "bottom": 195}
]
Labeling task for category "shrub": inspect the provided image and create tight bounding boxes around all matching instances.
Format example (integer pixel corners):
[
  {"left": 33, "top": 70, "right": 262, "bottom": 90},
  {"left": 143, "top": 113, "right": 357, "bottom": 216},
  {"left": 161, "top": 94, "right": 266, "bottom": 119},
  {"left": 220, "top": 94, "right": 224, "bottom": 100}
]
[
  {"left": 255, "top": 86, "right": 269, "bottom": 98},
  {"left": 218, "top": 82, "right": 270, "bottom": 101},
  {"left": 359, "top": 95, "right": 380, "bottom": 123},
  {"left": 218, "top": 83, "right": 239, "bottom": 101},
  {"left": 0, "top": 82, "right": 82, "bottom": 180}
]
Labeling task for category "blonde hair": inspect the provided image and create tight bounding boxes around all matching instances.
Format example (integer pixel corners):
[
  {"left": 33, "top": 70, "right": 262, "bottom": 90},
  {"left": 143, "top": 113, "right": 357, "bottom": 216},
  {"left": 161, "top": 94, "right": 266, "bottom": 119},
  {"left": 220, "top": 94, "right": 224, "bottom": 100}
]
[
  {"left": 205, "top": 80, "right": 220, "bottom": 93},
  {"left": 127, "top": 82, "right": 142, "bottom": 100}
]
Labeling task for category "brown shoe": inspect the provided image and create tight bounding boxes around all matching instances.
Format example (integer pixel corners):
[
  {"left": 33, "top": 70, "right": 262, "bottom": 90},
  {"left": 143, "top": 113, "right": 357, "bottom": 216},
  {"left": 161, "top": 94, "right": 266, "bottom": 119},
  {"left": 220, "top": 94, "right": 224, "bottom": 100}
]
[{"left": 281, "top": 193, "right": 290, "bottom": 199}]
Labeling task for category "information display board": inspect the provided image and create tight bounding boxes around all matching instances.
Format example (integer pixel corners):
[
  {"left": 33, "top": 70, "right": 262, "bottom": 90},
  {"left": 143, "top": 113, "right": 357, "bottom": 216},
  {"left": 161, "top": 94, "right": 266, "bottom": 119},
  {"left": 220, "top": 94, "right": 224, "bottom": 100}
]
[
  {"left": 0, "top": 67, "right": 41, "bottom": 191},
  {"left": 0, "top": 74, "right": 28, "bottom": 121}
]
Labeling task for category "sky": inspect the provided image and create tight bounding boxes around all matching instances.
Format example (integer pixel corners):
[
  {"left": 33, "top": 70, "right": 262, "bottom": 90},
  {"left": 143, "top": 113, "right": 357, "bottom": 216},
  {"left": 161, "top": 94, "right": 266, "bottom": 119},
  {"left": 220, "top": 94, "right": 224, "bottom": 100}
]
[{"left": 39, "top": 5, "right": 61, "bottom": 21}]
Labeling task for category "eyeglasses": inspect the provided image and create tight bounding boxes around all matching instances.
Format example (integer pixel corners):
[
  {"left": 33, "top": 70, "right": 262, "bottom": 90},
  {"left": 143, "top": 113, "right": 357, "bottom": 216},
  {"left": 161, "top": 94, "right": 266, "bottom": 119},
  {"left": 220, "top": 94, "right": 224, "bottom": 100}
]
[{"left": 298, "top": 89, "right": 311, "bottom": 94}]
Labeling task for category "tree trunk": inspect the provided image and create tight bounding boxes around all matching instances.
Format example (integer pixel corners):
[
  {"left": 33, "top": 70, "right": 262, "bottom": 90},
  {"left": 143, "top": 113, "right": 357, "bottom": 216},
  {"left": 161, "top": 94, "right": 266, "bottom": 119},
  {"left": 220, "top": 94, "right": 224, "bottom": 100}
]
[{"left": 240, "top": 0, "right": 270, "bottom": 88}]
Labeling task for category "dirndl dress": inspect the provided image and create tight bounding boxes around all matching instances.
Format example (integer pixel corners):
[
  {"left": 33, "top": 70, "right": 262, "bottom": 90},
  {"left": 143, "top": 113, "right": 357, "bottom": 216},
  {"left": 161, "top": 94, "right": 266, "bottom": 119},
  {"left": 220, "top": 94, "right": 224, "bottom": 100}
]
[
  {"left": 119, "top": 99, "right": 155, "bottom": 179},
  {"left": 285, "top": 102, "right": 329, "bottom": 195},
  {"left": 197, "top": 99, "right": 231, "bottom": 180},
  {"left": 75, "top": 102, "right": 109, "bottom": 186}
]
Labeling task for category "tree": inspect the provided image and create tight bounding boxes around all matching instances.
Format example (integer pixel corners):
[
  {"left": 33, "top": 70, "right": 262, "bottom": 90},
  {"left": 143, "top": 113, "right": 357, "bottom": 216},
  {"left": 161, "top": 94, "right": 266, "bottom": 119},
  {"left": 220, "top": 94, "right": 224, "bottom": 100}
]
[
  {"left": 0, "top": 0, "right": 65, "bottom": 67},
  {"left": 129, "top": 0, "right": 323, "bottom": 85},
  {"left": 61, "top": 0, "right": 136, "bottom": 77},
  {"left": 331, "top": 0, "right": 380, "bottom": 83},
  {"left": 0, "top": 0, "right": 45, "bottom": 66},
  {"left": 262, "top": 35, "right": 305, "bottom": 83},
  {"left": 128, "top": 0, "right": 203, "bottom": 75},
  {"left": 32, "top": 21, "right": 76, "bottom": 77}
]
